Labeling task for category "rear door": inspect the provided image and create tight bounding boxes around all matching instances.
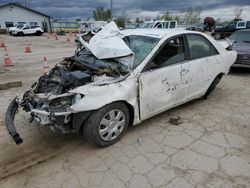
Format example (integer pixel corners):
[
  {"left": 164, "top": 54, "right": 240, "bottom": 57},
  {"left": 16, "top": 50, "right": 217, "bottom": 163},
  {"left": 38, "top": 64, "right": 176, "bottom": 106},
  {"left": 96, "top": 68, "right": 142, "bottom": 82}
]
[{"left": 180, "top": 34, "right": 220, "bottom": 100}]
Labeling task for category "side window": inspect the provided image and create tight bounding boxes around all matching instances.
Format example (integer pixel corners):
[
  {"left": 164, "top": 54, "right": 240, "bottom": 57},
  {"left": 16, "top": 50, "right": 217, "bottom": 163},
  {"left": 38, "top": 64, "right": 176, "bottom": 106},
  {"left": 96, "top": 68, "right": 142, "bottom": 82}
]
[
  {"left": 30, "top": 22, "right": 38, "bottom": 26},
  {"left": 186, "top": 34, "right": 219, "bottom": 60},
  {"left": 237, "top": 21, "right": 246, "bottom": 28},
  {"left": 156, "top": 23, "right": 163, "bottom": 28},
  {"left": 247, "top": 21, "right": 250, "bottom": 28},
  {"left": 23, "top": 26, "right": 30, "bottom": 30},
  {"left": 170, "top": 21, "right": 176, "bottom": 28},
  {"left": 148, "top": 36, "right": 185, "bottom": 69},
  {"left": 227, "top": 23, "right": 236, "bottom": 29},
  {"left": 163, "top": 22, "right": 169, "bottom": 28}
]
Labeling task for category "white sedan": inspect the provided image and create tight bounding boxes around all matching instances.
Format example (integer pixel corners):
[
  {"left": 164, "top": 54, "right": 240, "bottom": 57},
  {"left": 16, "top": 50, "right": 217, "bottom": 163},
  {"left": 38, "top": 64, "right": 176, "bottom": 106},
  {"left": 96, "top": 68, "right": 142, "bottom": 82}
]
[{"left": 6, "top": 22, "right": 236, "bottom": 147}]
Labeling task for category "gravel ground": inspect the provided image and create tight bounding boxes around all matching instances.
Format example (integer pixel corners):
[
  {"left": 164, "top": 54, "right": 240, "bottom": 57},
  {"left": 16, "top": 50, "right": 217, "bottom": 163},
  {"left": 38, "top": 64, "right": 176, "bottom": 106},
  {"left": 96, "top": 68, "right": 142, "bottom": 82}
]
[{"left": 0, "top": 34, "right": 250, "bottom": 188}]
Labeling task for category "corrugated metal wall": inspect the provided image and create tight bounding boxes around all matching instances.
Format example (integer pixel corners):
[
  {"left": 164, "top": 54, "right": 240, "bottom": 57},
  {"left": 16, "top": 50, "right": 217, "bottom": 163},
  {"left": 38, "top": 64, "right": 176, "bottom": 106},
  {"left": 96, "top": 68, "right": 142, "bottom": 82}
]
[{"left": 0, "top": 5, "right": 50, "bottom": 32}]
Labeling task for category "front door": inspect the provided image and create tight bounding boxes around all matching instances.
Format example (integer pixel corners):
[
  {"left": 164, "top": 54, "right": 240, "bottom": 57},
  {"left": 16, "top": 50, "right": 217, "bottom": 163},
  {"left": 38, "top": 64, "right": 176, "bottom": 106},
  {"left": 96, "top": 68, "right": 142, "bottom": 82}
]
[{"left": 139, "top": 35, "right": 187, "bottom": 120}]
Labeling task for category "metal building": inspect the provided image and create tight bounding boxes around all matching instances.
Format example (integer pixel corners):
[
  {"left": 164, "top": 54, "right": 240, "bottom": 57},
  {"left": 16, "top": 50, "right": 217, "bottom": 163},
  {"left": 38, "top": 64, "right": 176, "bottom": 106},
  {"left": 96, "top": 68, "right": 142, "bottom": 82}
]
[{"left": 0, "top": 3, "right": 51, "bottom": 32}]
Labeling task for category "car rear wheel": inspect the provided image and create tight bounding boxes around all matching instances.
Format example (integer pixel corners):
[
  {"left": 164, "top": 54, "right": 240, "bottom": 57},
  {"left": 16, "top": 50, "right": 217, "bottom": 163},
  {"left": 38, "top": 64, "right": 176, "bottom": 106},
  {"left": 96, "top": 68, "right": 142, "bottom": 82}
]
[
  {"left": 35, "top": 31, "right": 42, "bottom": 36},
  {"left": 83, "top": 102, "right": 130, "bottom": 147},
  {"left": 18, "top": 32, "right": 24, "bottom": 36},
  {"left": 202, "top": 75, "right": 222, "bottom": 99}
]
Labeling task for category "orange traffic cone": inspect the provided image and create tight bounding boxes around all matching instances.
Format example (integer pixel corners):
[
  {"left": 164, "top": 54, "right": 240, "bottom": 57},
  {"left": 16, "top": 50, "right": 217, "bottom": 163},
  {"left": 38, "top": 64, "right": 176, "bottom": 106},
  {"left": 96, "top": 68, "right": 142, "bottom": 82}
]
[
  {"left": 0, "top": 41, "right": 6, "bottom": 48},
  {"left": 25, "top": 40, "right": 32, "bottom": 53},
  {"left": 43, "top": 57, "right": 49, "bottom": 75},
  {"left": 67, "top": 36, "right": 71, "bottom": 42},
  {"left": 3, "top": 52, "right": 14, "bottom": 67}
]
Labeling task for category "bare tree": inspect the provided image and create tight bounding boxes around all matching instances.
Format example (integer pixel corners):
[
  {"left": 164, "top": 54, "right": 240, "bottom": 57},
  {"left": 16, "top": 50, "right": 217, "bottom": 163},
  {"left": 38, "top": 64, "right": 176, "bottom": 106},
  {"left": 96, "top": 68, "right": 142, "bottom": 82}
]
[{"left": 234, "top": 8, "right": 243, "bottom": 21}]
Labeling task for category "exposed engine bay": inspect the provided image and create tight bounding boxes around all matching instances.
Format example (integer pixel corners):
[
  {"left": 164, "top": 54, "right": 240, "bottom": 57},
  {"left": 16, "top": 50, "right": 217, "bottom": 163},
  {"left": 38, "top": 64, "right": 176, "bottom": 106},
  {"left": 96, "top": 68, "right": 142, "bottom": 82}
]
[{"left": 5, "top": 47, "right": 130, "bottom": 145}]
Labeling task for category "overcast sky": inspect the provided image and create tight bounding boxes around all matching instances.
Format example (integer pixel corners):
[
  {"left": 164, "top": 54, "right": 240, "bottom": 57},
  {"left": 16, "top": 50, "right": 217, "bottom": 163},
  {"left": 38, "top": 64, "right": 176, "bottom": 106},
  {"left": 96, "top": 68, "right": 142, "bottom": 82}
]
[{"left": 1, "top": 0, "right": 250, "bottom": 20}]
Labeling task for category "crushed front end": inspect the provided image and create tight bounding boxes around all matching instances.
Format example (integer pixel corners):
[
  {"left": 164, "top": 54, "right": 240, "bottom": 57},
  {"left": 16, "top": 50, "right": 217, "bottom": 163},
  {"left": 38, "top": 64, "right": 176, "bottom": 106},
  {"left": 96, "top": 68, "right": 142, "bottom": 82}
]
[{"left": 5, "top": 50, "right": 129, "bottom": 144}]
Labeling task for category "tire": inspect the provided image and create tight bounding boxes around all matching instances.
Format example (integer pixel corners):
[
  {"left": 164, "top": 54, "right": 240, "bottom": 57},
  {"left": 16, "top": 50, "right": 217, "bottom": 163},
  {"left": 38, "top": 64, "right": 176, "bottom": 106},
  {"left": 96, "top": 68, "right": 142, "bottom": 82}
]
[
  {"left": 18, "top": 32, "right": 24, "bottom": 36},
  {"left": 83, "top": 102, "right": 130, "bottom": 147},
  {"left": 214, "top": 33, "right": 221, "bottom": 40},
  {"left": 202, "top": 76, "right": 222, "bottom": 99},
  {"left": 35, "top": 31, "right": 42, "bottom": 36}
]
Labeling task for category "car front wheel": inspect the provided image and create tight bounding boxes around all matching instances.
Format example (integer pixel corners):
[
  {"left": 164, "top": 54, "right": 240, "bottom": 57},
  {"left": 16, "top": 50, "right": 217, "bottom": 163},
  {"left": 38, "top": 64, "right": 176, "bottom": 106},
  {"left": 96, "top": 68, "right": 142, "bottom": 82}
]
[{"left": 83, "top": 102, "right": 130, "bottom": 147}]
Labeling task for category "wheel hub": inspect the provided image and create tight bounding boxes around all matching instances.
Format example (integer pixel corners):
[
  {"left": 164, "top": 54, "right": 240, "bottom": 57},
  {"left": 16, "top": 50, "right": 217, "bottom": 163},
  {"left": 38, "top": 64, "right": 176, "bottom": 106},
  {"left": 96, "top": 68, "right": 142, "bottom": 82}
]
[{"left": 99, "top": 109, "right": 125, "bottom": 141}]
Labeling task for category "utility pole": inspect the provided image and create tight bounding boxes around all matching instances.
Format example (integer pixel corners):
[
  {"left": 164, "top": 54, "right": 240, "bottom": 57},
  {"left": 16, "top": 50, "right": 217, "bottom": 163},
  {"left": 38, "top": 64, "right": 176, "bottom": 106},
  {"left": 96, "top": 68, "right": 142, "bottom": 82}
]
[
  {"left": 25, "top": 0, "right": 29, "bottom": 7},
  {"left": 110, "top": 0, "right": 113, "bottom": 20}
]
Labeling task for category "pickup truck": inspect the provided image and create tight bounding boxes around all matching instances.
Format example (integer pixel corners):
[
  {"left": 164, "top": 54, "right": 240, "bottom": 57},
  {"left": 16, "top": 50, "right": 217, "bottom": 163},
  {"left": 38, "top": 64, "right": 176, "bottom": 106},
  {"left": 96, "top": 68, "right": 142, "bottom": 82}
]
[
  {"left": 138, "top": 20, "right": 177, "bottom": 29},
  {"left": 12, "top": 25, "right": 44, "bottom": 36},
  {"left": 212, "top": 21, "right": 250, "bottom": 40}
]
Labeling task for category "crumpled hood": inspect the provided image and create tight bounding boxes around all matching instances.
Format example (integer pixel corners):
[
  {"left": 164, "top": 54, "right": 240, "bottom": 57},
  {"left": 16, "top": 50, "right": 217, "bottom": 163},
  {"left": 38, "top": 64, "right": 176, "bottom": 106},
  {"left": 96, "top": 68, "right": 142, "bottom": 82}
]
[
  {"left": 77, "top": 21, "right": 133, "bottom": 60},
  {"left": 232, "top": 43, "right": 250, "bottom": 54}
]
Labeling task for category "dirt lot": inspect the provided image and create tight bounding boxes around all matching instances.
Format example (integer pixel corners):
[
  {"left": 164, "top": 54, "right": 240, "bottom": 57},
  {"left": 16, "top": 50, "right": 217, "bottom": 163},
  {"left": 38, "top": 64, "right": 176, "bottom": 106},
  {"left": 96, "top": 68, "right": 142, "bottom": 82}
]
[{"left": 0, "top": 34, "right": 250, "bottom": 188}]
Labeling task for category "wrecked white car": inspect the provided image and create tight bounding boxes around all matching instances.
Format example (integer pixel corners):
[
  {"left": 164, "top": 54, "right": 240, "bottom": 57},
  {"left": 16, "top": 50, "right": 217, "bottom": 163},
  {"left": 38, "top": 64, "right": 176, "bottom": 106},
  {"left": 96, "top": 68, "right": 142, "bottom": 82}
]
[{"left": 6, "top": 22, "right": 237, "bottom": 147}]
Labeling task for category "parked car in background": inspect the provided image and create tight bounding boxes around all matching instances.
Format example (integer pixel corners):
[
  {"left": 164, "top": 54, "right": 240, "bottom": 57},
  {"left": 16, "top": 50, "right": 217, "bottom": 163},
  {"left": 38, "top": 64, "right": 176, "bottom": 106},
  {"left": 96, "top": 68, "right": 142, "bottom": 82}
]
[
  {"left": 6, "top": 22, "right": 236, "bottom": 147},
  {"left": 7, "top": 23, "right": 25, "bottom": 35},
  {"left": 212, "top": 21, "right": 250, "bottom": 40},
  {"left": 186, "top": 25, "right": 204, "bottom": 32},
  {"left": 79, "top": 21, "right": 107, "bottom": 33},
  {"left": 138, "top": 20, "right": 177, "bottom": 29},
  {"left": 12, "top": 25, "right": 44, "bottom": 36},
  {"left": 228, "top": 29, "right": 250, "bottom": 68}
]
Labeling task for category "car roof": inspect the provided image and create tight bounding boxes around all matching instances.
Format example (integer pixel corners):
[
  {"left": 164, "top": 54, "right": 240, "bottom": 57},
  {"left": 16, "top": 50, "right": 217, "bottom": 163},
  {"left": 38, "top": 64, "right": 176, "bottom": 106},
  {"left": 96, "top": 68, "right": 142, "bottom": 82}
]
[{"left": 121, "top": 28, "right": 197, "bottom": 39}]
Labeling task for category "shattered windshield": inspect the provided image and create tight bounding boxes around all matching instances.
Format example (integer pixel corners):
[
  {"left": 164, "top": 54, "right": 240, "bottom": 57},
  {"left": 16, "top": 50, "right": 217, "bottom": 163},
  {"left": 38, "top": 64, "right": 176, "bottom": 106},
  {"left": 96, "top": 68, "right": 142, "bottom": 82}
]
[{"left": 123, "top": 35, "right": 160, "bottom": 68}]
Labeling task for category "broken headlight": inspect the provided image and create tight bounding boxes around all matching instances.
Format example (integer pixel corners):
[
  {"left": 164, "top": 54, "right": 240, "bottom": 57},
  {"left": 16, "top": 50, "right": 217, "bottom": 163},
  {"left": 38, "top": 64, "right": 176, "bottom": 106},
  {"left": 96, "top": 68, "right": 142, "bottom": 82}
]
[{"left": 49, "top": 94, "right": 82, "bottom": 112}]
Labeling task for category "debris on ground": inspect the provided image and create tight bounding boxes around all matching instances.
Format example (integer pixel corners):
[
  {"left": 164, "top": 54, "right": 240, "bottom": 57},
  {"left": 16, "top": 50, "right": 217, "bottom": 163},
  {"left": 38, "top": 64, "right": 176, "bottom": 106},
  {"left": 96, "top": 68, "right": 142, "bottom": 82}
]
[
  {"left": 137, "top": 136, "right": 143, "bottom": 145},
  {"left": 168, "top": 116, "right": 183, "bottom": 126},
  {"left": 0, "top": 80, "right": 22, "bottom": 90}
]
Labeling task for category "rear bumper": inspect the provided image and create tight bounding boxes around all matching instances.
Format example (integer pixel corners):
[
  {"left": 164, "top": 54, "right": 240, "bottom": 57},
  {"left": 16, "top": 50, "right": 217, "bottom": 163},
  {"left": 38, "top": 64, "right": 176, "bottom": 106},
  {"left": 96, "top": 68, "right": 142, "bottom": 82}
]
[{"left": 5, "top": 97, "right": 23, "bottom": 145}]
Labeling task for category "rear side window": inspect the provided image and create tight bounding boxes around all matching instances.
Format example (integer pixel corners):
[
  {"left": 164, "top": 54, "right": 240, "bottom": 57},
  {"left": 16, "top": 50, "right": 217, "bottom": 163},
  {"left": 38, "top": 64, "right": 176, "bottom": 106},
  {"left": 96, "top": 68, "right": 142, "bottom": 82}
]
[
  {"left": 170, "top": 21, "right": 176, "bottom": 28},
  {"left": 186, "top": 34, "right": 219, "bottom": 60},
  {"left": 163, "top": 22, "right": 169, "bottom": 28},
  {"left": 247, "top": 21, "right": 250, "bottom": 28},
  {"left": 237, "top": 21, "right": 246, "bottom": 28}
]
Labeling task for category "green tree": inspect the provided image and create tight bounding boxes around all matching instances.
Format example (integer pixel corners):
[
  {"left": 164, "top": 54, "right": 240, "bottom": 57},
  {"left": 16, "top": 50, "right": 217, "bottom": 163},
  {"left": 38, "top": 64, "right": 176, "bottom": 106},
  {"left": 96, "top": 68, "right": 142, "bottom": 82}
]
[
  {"left": 161, "top": 11, "right": 173, "bottom": 21},
  {"left": 115, "top": 12, "right": 127, "bottom": 28},
  {"left": 93, "top": 6, "right": 111, "bottom": 21},
  {"left": 76, "top": 18, "right": 82, "bottom": 22},
  {"left": 182, "top": 6, "right": 202, "bottom": 25}
]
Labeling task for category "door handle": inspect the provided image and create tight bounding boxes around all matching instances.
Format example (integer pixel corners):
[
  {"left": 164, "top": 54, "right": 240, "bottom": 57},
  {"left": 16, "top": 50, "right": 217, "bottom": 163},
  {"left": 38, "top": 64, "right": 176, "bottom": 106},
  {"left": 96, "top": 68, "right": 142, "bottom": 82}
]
[{"left": 180, "top": 69, "right": 189, "bottom": 75}]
